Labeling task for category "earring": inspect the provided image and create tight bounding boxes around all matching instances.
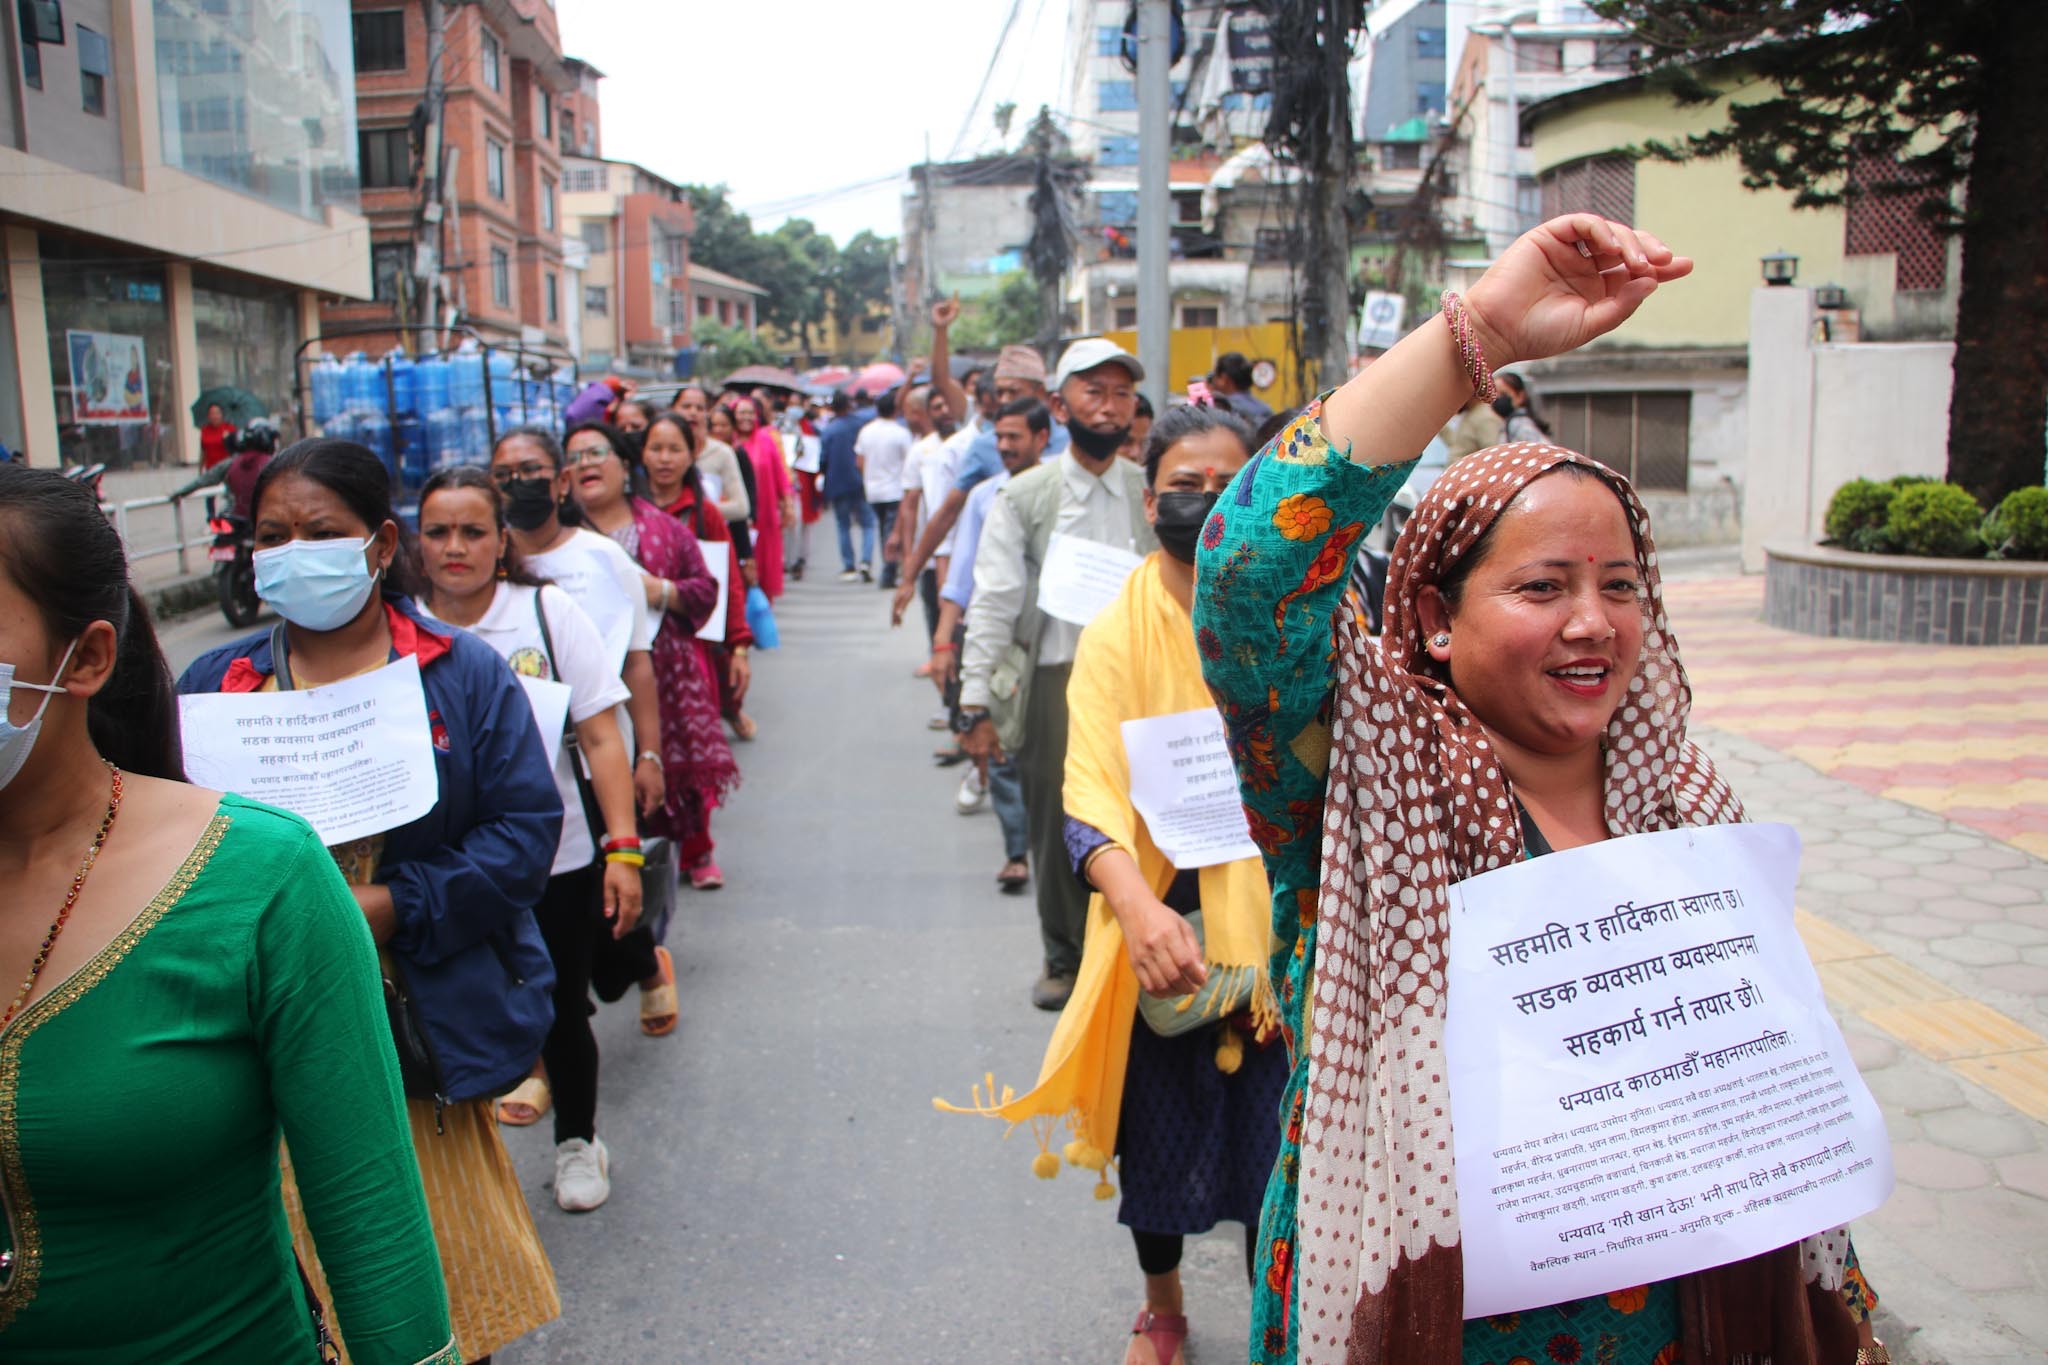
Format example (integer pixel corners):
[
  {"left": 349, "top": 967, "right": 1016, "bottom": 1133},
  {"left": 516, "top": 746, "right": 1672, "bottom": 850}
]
[{"left": 1431, "top": 633, "right": 1451, "bottom": 649}]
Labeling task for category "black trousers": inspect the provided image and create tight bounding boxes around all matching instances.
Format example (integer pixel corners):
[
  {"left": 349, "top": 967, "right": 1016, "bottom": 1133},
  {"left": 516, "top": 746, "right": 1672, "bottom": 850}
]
[
  {"left": 1130, "top": 1226, "right": 1258, "bottom": 1280},
  {"left": 1018, "top": 662, "right": 1087, "bottom": 976},
  {"left": 530, "top": 861, "right": 604, "bottom": 1145}
]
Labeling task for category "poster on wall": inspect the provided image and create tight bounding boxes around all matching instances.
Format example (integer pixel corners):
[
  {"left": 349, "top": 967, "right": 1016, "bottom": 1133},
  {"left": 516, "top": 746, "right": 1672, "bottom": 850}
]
[{"left": 67, "top": 330, "right": 151, "bottom": 424}]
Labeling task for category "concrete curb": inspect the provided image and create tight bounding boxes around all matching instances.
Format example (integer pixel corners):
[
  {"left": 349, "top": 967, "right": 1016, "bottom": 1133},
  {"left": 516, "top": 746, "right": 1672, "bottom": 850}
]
[{"left": 143, "top": 572, "right": 219, "bottom": 625}]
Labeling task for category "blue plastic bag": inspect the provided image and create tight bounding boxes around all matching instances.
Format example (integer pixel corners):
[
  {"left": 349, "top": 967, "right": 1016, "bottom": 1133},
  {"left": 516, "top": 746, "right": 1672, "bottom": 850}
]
[{"left": 745, "top": 585, "right": 780, "bottom": 649}]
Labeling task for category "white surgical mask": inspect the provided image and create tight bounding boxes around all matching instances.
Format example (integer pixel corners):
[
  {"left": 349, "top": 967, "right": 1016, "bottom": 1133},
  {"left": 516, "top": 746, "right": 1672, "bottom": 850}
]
[
  {"left": 0, "top": 642, "right": 79, "bottom": 792},
  {"left": 253, "top": 537, "right": 382, "bottom": 632}
]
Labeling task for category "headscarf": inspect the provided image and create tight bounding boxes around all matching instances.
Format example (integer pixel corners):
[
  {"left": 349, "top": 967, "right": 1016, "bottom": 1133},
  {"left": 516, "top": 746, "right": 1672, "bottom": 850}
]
[{"left": 1296, "top": 442, "right": 1858, "bottom": 1363}]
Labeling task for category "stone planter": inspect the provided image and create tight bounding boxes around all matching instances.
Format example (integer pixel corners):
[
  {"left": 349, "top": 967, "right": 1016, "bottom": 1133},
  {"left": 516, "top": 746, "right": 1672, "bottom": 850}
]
[{"left": 1763, "top": 543, "right": 2048, "bottom": 645}]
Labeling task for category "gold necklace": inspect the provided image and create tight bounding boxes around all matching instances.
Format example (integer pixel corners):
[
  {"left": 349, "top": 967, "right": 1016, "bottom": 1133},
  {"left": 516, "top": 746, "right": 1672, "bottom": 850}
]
[{"left": 2, "top": 763, "right": 123, "bottom": 1029}]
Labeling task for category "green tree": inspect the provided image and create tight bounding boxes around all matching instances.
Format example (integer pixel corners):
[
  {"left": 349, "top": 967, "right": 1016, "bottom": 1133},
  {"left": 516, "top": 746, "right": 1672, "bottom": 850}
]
[
  {"left": 770, "top": 218, "right": 838, "bottom": 359},
  {"left": 950, "top": 272, "right": 1046, "bottom": 351},
  {"left": 691, "top": 320, "right": 783, "bottom": 381},
  {"left": 1590, "top": 0, "right": 2048, "bottom": 504},
  {"left": 829, "top": 230, "right": 897, "bottom": 355}
]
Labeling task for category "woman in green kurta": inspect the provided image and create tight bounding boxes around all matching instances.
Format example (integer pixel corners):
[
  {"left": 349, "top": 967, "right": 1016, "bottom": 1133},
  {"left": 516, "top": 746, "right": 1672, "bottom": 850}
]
[
  {"left": 1192, "top": 217, "right": 1884, "bottom": 1364},
  {"left": 0, "top": 465, "right": 455, "bottom": 1363}
]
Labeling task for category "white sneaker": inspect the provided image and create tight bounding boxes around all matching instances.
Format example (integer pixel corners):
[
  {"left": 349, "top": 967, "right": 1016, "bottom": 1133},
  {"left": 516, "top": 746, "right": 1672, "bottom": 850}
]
[
  {"left": 955, "top": 766, "right": 988, "bottom": 814},
  {"left": 927, "top": 709, "right": 951, "bottom": 731},
  {"left": 555, "top": 1136, "right": 611, "bottom": 1212}
]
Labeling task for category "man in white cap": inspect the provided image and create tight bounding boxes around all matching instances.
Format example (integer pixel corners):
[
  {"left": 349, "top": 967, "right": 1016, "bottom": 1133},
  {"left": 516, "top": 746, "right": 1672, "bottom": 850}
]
[{"left": 954, "top": 337, "right": 1155, "bottom": 1010}]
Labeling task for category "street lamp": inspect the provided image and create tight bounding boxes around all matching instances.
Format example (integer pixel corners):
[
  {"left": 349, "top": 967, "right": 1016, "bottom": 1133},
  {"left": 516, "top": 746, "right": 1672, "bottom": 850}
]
[{"left": 1760, "top": 250, "right": 1799, "bottom": 287}]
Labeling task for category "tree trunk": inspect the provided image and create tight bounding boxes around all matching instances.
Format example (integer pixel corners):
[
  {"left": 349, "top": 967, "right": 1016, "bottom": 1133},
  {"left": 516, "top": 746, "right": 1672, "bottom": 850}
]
[{"left": 1944, "top": 6, "right": 2048, "bottom": 505}]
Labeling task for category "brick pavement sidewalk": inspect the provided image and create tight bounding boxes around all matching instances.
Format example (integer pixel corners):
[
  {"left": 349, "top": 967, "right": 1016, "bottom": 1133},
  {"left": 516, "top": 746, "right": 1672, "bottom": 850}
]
[{"left": 1668, "top": 578, "right": 2048, "bottom": 1363}]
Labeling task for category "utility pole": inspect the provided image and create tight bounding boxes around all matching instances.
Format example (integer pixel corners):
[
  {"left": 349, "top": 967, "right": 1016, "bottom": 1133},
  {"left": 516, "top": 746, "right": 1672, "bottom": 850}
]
[
  {"left": 1135, "top": 0, "right": 1172, "bottom": 412},
  {"left": 411, "top": 0, "right": 449, "bottom": 338},
  {"left": 1307, "top": 0, "right": 1356, "bottom": 389}
]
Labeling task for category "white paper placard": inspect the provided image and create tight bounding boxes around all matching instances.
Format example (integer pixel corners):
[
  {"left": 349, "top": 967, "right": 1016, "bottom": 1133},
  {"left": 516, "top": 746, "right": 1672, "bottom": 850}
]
[
  {"left": 1445, "top": 823, "right": 1891, "bottom": 1319},
  {"left": 792, "top": 434, "right": 822, "bottom": 474},
  {"left": 696, "top": 548, "right": 731, "bottom": 641},
  {"left": 1120, "top": 708, "right": 1259, "bottom": 869},
  {"left": 1036, "top": 532, "right": 1143, "bottom": 627},
  {"left": 178, "top": 655, "right": 441, "bottom": 845},
  {"left": 517, "top": 674, "right": 573, "bottom": 763}
]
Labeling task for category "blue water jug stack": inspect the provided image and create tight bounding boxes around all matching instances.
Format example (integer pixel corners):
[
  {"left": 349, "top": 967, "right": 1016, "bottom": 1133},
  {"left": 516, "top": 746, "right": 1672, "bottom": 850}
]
[
  {"left": 426, "top": 407, "right": 462, "bottom": 472},
  {"left": 461, "top": 407, "right": 492, "bottom": 463},
  {"left": 359, "top": 408, "right": 394, "bottom": 478},
  {"left": 384, "top": 347, "right": 417, "bottom": 419},
  {"left": 342, "top": 352, "right": 379, "bottom": 414},
  {"left": 310, "top": 355, "right": 344, "bottom": 430},
  {"left": 416, "top": 353, "right": 451, "bottom": 415}
]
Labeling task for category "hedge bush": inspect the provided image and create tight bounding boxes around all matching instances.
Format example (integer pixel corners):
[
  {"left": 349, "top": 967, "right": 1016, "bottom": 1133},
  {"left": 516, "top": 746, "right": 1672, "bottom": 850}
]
[
  {"left": 1985, "top": 486, "right": 2048, "bottom": 560},
  {"left": 1823, "top": 478, "right": 1895, "bottom": 545},
  {"left": 1884, "top": 482, "right": 1984, "bottom": 559}
]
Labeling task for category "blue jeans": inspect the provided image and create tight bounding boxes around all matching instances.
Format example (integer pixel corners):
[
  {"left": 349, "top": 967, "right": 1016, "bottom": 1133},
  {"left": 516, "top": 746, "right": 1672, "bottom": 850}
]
[
  {"left": 832, "top": 491, "right": 876, "bottom": 571},
  {"left": 987, "top": 756, "right": 1029, "bottom": 861}
]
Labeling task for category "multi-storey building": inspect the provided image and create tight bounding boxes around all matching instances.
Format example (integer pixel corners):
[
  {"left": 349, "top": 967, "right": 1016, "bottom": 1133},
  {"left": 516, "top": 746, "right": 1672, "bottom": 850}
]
[
  {"left": 2, "top": 0, "right": 366, "bottom": 467},
  {"left": 561, "top": 155, "right": 694, "bottom": 374},
  {"left": 320, "top": 0, "right": 577, "bottom": 362}
]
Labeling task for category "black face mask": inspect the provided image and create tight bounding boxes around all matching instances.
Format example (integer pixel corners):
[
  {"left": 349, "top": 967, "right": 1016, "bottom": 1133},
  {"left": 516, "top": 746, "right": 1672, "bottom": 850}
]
[
  {"left": 1153, "top": 490, "right": 1219, "bottom": 564},
  {"left": 1067, "top": 419, "right": 1129, "bottom": 462},
  {"left": 502, "top": 476, "right": 558, "bottom": 532}
]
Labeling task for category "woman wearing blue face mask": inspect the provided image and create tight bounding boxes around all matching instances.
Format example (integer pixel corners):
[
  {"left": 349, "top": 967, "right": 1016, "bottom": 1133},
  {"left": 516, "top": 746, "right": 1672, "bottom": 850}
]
[
  {"left": 0, "top": 462, "right": 455, "bottom": 1361},
  {"left": 178, "top": 439, "right": 567, "bottom": 1362}
]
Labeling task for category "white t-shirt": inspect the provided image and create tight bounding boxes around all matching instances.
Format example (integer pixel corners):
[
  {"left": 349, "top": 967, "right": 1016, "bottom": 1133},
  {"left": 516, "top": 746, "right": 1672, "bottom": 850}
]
[
  {"left": 524, "top": 526, "right": 654, "bottom": 676},
  {"left": 855, "top": 417, "right": 913, "bottom": 502},
  {"left": 908, "top": 431, "right": 962, "bottom": 556},
  {"left": 422, "top": 583, "right": 631, "bottom": 874}
]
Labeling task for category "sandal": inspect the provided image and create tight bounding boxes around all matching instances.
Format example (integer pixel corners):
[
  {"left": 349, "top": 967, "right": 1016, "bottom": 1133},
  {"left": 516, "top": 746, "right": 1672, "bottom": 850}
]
[
  {"left": 997, "top": 858, "right": 1030, "bottom": 893},
  {"left": 1128, "top": 1309, "right": 1188, "bottom": 1365},
  {"left": 496, "top": 1074, "right": 552, "bottom": 1126},
  {"left": 639, "top": 946, "right": 678, "bottom": 1037}
]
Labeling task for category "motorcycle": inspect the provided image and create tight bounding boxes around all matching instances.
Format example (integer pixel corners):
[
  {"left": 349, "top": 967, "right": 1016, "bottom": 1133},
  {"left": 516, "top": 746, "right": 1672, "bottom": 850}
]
[
  {"left": 206, "top": 420, "right": 278, "bottom": 628},
  {"left": 207, "top": 494, "right": 260, "bottom": 627}
]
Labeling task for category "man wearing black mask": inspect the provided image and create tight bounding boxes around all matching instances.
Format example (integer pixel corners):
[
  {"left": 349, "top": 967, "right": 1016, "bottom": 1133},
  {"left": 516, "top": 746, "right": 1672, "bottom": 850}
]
[{"left": 957, "top": 339, "right": 1156, "bottom": 1010}]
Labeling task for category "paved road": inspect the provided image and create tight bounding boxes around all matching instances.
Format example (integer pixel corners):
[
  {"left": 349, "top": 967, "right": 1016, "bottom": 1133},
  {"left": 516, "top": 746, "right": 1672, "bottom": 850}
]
[{"left": 155, "top": 564, "right": 2048, "bottom": 1363}]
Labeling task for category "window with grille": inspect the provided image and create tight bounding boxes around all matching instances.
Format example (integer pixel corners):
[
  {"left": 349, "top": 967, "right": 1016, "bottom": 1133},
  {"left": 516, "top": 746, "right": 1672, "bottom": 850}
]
[
  {"left": 481, "top": 29, "right": 502, "bottom": 92},
  {"left": 580, "top": 220, "right": 607, "bottom": 254},
  {"left": 1514, "top": 40, "right": 1563, "bottom": 73},
  {"left": 353, "top": 11, "right": 406, "bottom": 73},
  {"left": 372, "top": 243, "right": 409, "bottom": 302},
  {"left": 1180, "top": 305, "right": 1220, "bottom": 328},
  {"left": 1114, "top": 306, "right": 1137, "bottom": 329},
  {"left": 545, "top": 273, "right": 559, "bottom": 323},
  {"left": 1544, "top": 391, "right": 1691, "bottom": 491},
  {"left": 358, "top": 127, "right": 410, "bottom": 189},
  {"left": 559, "top": 112, "right": 575, "bottom": 155},
  {"left": 542, "top": 176, "right": 557, "bottom": 231},
  {"left": 1593, "top": 40, "right": 1637, "bottom": 71},
  {"left": 486, "top": 141, "right": 505, "bottom": 198},
  {"left": 585, "top": 286, "right": 607, "bottom": 315},
  {"left": 1099, "top": 80, "right": 1137, "bottom": 112},
  {"left": 539, "top": 91, "right": 552, "bottom": 140},
  {"left": 1380, "top": 142, "right": 1421, "bottom": 170},
  {"left": 1538, "top": 155, "right": 1635, "bottom": 225},
  {"left": 1100, "top": 135, "right": 1139, "bottom": 166},
  {"left": 1845, "top": 146, "right": 1948, "bottom": 292},
  {"left": 1096, "top": 25, "right": 1120, "bottom": 56},
  {"left": 490, "top": 247, "right": 510, "bottom": 306}
]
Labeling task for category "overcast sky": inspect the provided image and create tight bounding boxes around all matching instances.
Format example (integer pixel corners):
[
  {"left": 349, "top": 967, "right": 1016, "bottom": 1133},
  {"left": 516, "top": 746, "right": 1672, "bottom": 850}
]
[{"left": 557, "top": 0, "right": 1070, "bottom": 247}]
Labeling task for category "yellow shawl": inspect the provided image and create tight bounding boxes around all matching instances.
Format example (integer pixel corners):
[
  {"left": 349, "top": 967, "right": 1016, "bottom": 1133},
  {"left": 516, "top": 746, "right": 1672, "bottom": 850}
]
[{"left": 935, "top": 553, "right": 1275, "bottom": 1194}]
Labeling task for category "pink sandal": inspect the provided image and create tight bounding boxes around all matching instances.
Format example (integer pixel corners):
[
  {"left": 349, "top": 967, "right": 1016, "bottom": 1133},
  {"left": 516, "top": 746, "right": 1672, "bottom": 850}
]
[{"left": 1130, "top": 1309, "right": 1188, "bottom": 1365}]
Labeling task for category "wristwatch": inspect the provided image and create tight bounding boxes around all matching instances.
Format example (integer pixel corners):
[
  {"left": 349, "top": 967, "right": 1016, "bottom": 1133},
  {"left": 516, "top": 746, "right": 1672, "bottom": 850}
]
[
  {"left": 951, "top": 707, "right": 990, "bottom": 736},
  {"left": 636, "top": 749, "right": 661, "bottom": 766}
]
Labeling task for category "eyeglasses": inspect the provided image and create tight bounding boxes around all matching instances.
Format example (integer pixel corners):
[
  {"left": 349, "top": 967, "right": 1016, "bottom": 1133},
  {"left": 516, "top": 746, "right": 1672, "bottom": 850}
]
[
  {"left": 565, "top": 444, "right": 615, "bottom": 467},
  {"left": 491, "top": 462, "right": 554, "bottom": 484}
]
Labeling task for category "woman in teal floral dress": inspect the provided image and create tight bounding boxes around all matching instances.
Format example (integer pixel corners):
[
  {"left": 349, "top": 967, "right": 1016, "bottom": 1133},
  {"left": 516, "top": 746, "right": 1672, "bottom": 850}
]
[{"left": 1193, "top": 215, "right": 1884, "bottom": 1365}]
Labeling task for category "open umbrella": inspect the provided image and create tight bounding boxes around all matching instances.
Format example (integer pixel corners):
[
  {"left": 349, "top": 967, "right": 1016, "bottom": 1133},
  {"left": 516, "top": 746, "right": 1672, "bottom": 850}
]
[
  {"left": 191, "top": 385, "right": 264, "bottom": 428},
  {"left": 803, "top": 366, "right": 854, "bottom": 390},
  {"left": 721, "top": 364, "right": 805, "bottom": 392},
  {"left": 854, "top": 362, "right": 905, "bottom": 396}
]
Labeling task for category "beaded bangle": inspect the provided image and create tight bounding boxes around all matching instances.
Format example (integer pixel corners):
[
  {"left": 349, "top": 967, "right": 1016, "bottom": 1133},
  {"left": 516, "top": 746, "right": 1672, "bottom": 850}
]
[
  {"left": 1440, "top": 291, "right": 1499, "bottom": 403},
  {"left": 605, "top": 850, "right": 646, "bottom": 868}
]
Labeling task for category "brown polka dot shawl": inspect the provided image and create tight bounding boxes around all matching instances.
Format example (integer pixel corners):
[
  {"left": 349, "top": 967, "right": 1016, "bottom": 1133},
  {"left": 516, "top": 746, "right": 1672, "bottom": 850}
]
[{"left": 1299, "top": 443, "right": 1862, "bottom": 1363}]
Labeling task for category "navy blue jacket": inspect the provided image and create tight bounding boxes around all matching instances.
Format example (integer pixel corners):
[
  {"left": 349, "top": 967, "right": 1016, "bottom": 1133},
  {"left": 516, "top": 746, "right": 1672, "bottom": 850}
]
[{"left": 178, "top": 596, "right": 562, "bottom": 1103}]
